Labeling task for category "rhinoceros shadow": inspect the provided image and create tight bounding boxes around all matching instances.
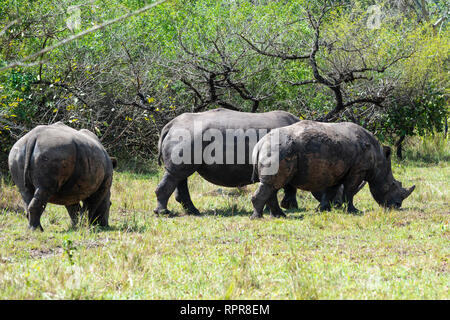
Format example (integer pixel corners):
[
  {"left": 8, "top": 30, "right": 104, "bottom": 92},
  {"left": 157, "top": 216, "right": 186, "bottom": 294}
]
[
  {"left": 198, "top": 208, "right": 253, "bottom": 217},
  {"left": 195, "top": 207, "right": 306, "bottom": 220}
]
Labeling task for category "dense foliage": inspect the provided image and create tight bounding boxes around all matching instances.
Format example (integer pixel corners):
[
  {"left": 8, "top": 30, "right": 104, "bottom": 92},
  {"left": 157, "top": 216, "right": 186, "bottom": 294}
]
[{"left": 0, "top": 0, "right": 448, "bottom": 172}]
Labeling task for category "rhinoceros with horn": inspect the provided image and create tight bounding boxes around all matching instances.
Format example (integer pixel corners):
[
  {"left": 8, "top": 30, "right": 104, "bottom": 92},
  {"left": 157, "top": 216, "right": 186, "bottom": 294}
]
[
  {"left": 155, "top": 108, "right": 301, "bottom": 217},
  {"left": 251, "top": 121, "right": 415, "bottom": 218}
]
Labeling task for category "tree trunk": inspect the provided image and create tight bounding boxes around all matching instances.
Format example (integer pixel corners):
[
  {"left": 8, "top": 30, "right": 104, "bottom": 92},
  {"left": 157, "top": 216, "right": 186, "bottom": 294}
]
[
  {"left": 396, "top": 135, "right": 406, "bottom": 160},
  {"left": 445, "top": 118, "right": 448, "bottom": 138}
]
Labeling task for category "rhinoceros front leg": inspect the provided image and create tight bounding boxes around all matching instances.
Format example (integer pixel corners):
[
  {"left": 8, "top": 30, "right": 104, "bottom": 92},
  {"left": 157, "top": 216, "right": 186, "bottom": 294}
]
[
  {"left": 318, "top": 185, "right": 342, "bottom": 212},
  {"left": 27, "top": 188, "right": 50, "bottom": 231},
  {"left": 251, "top": 183, "right": 275, "bottom": 219},
  {"left": 344, "top": 194, "right": 359, "bottom": 213},
  {"left": 280, "top": 184, "right": 298, "bottom": 209},
  {"left": 174, "top": 178, "right": 200, "bottom": 215},
  {"left": 342, "top": 175, "right": 365, "bottom": 213}
]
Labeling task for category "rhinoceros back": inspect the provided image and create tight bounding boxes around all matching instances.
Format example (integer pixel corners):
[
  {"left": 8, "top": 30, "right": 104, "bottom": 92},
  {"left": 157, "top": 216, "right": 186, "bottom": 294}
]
[
  {"left": 9, "top": 123, "right": 111, "bottom": 205},
  {"left": 158, "top": 108, "right": 299, "bottom": 167}
]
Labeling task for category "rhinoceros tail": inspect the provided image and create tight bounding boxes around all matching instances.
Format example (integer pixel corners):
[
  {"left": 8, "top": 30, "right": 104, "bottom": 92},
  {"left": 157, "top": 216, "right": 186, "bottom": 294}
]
[
  {"left": 157, "top": 124, "right": 170, "bottom": 166},
  {"left": 251, "top": 143, "right": 260, "bottom": 183},
  {"left": 23, "top": 135, "right": 37, "bottom": 190}
]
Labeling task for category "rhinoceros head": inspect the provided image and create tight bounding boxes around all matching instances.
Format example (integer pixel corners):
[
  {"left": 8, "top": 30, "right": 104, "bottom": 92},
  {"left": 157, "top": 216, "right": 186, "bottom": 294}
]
[
  {"left": 370, "top": 146, "right": 415, "bottom": 209},
  {"left": 377, "top": 179, "right": 416, "bottom": 209}
]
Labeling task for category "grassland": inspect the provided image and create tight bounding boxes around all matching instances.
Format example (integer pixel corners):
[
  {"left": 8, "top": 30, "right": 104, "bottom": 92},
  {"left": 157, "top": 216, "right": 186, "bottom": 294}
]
[{"left": 0, "top": 159, "right": 448, "bottom": 299}]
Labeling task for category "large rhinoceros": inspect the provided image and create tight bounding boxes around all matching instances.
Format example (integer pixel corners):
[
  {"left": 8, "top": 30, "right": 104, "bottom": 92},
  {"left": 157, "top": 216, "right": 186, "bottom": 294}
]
[
  {"left": 155, "top": 108, "right": 301, "bottom": 216},
  {"left": 8, "top": 122, "right": 116, "bottom": 231},
  {"left": 251, "top": 120, "right": 415, "bottom": 218}
]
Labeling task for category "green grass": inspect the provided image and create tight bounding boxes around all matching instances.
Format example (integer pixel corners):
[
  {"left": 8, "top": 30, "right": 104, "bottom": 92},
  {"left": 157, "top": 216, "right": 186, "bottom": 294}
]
[{"left": 0, "top": 160, "right": 448, "bottom": 299}]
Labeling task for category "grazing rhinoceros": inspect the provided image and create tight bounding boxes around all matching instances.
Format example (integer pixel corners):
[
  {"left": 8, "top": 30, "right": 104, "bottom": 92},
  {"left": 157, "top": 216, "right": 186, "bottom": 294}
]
[
  {"left": 8, "top": 122, "right": 117, "bottom": 231},
  {"left": 155, "top": 108, "right": 301, "bottom": 216},
  {"left": 251, "top": 120, "right": 415, "bottom": 219}
]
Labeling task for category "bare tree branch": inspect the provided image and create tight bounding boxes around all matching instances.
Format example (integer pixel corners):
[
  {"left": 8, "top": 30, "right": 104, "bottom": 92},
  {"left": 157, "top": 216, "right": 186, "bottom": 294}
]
[{"left": 0, "top": 0, "right": 168, "bottom": 72}]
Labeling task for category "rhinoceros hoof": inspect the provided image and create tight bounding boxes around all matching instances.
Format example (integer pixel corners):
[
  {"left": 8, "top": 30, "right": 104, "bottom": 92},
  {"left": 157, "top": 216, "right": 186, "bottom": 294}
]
[
  {"left": 153, "top": 208, "right": 172, "bottom": 216},
  {"left": 272, "top": 211, "right": 286, "bottom": 218},
  {"left": 280, "top": 198, "right": 298, "bottom": 210},
  {"left": 28, "top": 224, "right": 44, "bottom": 232},
  {"left": 250, "top": 213, "right": 263, "bottom": 220},
  {"left": 184, "top": 207, "right": 200, "bottom": 216},
  {"left": 319, "top": 205, "right": 332, "bottom": 212},
  {"left": 347, "top": 207, "right": 361, "bottom": 214}
]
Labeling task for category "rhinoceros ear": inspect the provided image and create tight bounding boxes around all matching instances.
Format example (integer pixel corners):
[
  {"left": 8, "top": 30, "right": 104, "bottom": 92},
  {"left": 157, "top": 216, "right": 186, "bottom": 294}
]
[
  {"left": 110, "top": 157, "right": 118, "bottom": 169},
  {"left": 383, "top": 146, "right": 392, "bottom": 160}
]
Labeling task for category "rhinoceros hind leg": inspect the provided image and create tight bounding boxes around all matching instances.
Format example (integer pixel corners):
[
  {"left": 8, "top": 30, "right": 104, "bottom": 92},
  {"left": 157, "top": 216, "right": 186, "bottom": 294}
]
[
  {"left": 267, "top": 191, "right": 286, "bottom": 218},
  {"left": 66, "top": 203, "right": 81, "bottom": 227},
  {"left": 251, "top": 183, "right": 275, "bottom": 219},
  {"left": 19, "top": 190, "right": 34, "bottom": 217},
  {"left": 154, "top": 171, "right": 182, "bottom": 215},
  {"left": 83, "top": 177, "right": 112, "bottom": 226},
  {"left": 92, "top": 197, "right": 110, "bottom": 227},
  {"left": 280, "top": 184, "right": 298, "bottom": 209},
  {"left": 27, "top": 188, "right": 50, "bottom": 231},
  {"left": 174, "top": 178, "right": 200, "bottom": 215}
]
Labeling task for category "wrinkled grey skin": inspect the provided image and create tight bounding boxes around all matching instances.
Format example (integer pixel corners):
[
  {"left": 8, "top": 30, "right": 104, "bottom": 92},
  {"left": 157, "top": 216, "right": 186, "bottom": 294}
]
[
  {"left": 8, "top": 122, "right": 116, "bottom": 231},
  {"left": 251, "top": 121, "right": 415, "bottom": 219},
  {"left": 155, "top": 108, "right": 301, "bottom": 217}
]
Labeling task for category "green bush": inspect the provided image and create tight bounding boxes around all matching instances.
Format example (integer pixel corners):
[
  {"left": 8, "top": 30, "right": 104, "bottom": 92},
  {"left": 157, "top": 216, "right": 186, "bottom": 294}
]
[
  {"left": 404, "top": 133, "right": 450, "bottom": 163},
  {"left": 0, "top": 0, "right": 448, "bottom": 173}
]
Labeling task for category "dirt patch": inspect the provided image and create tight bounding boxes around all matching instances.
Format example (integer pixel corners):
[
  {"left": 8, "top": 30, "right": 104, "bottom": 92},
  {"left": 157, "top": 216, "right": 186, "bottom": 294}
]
[
  {"left": 393, "top": 220, "right": 411, "bottom": 227},
  {"left": 29, "top": 247, "right": 63, "bottom": 259},
  {"left": 202, "top": 186, "right": 250, "bottom": 197},
  {"left": 27, "top": 239, "right": 109, "bottom": 260}
]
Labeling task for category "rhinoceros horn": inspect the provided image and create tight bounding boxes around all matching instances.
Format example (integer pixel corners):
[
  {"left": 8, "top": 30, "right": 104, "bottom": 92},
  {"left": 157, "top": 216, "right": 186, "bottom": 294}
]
[{"left": 402, "top": 185, "right": 415, "bottom": 200}]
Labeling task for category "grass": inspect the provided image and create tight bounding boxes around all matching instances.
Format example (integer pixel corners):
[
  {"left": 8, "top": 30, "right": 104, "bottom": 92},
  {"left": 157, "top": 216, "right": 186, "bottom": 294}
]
[{"left": 0, "top": 159, "right": 448, "bottom": 299}]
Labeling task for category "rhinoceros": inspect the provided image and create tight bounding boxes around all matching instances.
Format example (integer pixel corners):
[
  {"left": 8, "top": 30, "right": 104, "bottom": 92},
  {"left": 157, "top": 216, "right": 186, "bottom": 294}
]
[
  {"left": 251, "top": 120, "right": 415, "bottom": 218},
  {"left": 8, "top": 122, "right": 116, "bottom": 231},
  {"left": 155, "top": 108, "right": 301, "bottom": 216}
]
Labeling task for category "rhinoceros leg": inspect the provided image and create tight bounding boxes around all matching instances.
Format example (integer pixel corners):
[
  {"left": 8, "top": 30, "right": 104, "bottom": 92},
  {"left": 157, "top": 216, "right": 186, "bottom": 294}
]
[
  {"left": 27, "top": 188, "right": 50, "bottom": 231},
  {"left": 174, "top": 178, "right": 200, "bottom": 215},
  {"left": 267, "top": 190, "right": 286, "bottom": 218},
  {"left": 19, "top": 190, "right": 34, "bottom": 217},
  {"left": 65, "top": 203, "right": 81, "bottom": 227},
  {"left": 280, "top": 184, "right": 298, "bottom": 209},
  {"left": 84, "top": 177, "right": 112, "bottom": 226},
  {"left": 251, "top": 183, "right": 275, "bottom": 219},
  {"left": 342, "top": 175, "right": 365, "bottom": 213},
  {"left": 154, "top": 171, "right": 183, "bottom": 215},
  {"left": 317, "top": 185, "right": 342, "bottom": 211},
  {"left": 92, "top": 197, "right": 110, "bottom": 227}
]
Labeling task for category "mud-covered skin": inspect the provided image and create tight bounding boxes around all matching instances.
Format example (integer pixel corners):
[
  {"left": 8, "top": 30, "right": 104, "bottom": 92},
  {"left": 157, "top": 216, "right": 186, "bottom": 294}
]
[
  {"left": 8, "top": 122, "right": 116, "bottom": 231},
  {"left": 155, "top": 108, "right": 300, "bottom": 216},
  {"left": 251, "top": 121, "right": 415, "bottom": 219}
]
